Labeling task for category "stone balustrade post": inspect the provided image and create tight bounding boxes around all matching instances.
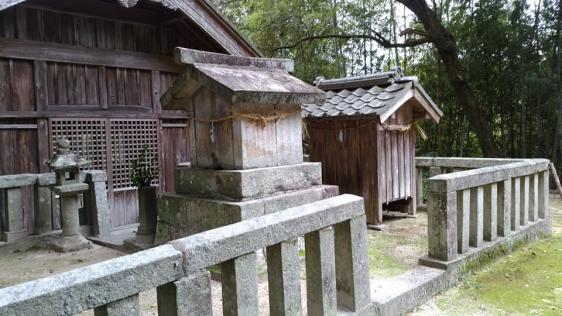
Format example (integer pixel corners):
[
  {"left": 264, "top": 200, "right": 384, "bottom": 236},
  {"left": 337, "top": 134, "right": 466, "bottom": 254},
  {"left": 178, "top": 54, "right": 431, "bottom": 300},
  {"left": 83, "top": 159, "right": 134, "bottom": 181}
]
[
  {"left": 0, "top": 174, "right": 36, "bottom": 242},
  {"left": 538, "top": 171, "right": 549, "bottom": 220},
  {"left": 334, "top": 215, "right": 371, "bottom": 312},
  {"left": 457, "top": 189, "right": 470, "bottom": 253},
  {"left": 34, "top": 174, "right": 54, "bottom": 234},
  {"left": 529, "top": 173, "right": 539, "bottom": 222},
  {"left": 2, "top": 187, "right": 26, "bottom": 242},
  {"left": 221, "top": 253, "right": 259, "bottom": 316},
  {"left": 93, "top": 294, "right": 140, "bottom": 316},
  {"left": 520, "top": 176, "right": 530, "bottom": 226},
  {"left": 511, "top": 177, "right": 521, "bottom": 231},
  {"left": 427, "top": 190, "right": 457, "bottom": 261},
  {"left": 157, "top": 270, "right": 213, "bottom": 316},
  {"left": 416, "top": 167, "right": 423, "bottom": 206},
  {"left": 469, "top": 186, "right": 484, "bottom": 248},
  {"left": 483, "top": 183, "right": 497, "bottom": 241},
  {"left": 266, "top": 239, "right": 302, "bottom": 316},
  {"left": 497, "top": 180, "right": 511, "bottom": 237},
  {"left": 305, "top": 227, "right": 337, "bottom": 316},
  {"left": 429, "top": 166, "right": 441, "bottom": 178},
  {"left": 84, "top": 171, "right": 111, "bottom": 240}
]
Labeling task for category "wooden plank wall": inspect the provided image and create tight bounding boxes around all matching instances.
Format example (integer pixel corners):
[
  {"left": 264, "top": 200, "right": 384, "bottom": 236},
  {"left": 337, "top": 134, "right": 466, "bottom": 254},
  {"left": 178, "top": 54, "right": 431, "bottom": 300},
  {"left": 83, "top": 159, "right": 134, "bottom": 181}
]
[
  {"left": 307, "top": 106, "right": 417, "bottom": 225},
  {"left": 0, "top": 2, "right": 201, "bottom": 232},
  {"left": 307, "top": 118, "right": 380, "bottom": 225}
]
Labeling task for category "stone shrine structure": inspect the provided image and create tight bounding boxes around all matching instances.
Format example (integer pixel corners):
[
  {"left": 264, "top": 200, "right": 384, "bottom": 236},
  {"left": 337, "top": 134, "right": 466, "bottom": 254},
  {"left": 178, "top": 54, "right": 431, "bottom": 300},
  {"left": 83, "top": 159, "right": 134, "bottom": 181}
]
[
  {"left": 155, "top": 48, "right": 338, "bottom": 243},
  {"left": 47, "top": 139, "right": 92, "bottom": 252}
]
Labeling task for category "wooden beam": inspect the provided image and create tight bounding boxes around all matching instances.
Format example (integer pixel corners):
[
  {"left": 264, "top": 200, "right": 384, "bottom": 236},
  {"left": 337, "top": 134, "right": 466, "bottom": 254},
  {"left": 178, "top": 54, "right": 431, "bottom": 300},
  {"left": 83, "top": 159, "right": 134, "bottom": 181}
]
[
  {"left": 0, "top": 124, "right": 38, "bottom": 129},
  {"left": 0, "top": 111, "right": 188, "bottom": 119},
  {"left": 167, "top": 0, "right": 259, "bottom": 57},
  {"left": 23, "top": 0, "right": 176, "bottom": 26},
  {"left": 0, "top": 38, "right": 183, "bottom": 73}
]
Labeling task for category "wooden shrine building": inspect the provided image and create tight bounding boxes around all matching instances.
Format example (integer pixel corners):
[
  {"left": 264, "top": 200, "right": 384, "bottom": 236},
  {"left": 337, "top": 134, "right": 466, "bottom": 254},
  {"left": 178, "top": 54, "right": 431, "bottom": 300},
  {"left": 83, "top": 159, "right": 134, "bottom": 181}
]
[
  {"left": 0, "top": 0, "right": 259, "bottom": 236},
  {"left": 302, "top": 69, "right": 442, "bottom": 226}
]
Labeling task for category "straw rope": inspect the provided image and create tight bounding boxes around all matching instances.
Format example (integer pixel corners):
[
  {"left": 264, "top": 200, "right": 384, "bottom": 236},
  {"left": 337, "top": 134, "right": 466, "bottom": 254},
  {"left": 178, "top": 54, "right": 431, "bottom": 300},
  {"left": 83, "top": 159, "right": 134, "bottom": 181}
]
[{"left": 187, "top": 108, "right": 301, "bottom": 128}]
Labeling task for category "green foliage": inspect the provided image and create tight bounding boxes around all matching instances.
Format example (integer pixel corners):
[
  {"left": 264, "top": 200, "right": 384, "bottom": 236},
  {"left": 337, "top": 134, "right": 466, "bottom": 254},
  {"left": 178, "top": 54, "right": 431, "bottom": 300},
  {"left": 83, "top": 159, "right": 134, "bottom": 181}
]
[
  {"left": 212, "top": 0, "right": 562, "bottom": 169},
  {"left": 130, "top": 144, "right": 156, "bottom": 188}
]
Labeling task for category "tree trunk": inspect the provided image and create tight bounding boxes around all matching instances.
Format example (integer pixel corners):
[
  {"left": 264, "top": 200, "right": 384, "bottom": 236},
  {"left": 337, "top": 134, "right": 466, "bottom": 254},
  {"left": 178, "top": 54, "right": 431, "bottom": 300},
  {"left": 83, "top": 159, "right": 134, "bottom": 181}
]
[{"left": 396, "top": 0, "right": 500, "bottom": 157}]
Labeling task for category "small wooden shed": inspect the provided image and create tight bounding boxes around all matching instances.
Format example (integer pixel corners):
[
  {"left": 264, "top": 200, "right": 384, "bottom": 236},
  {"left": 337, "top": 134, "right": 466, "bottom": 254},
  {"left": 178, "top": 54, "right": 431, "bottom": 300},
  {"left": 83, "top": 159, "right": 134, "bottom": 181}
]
[{"left": 302, "top": 69, "right": 442, "bottom": 226}]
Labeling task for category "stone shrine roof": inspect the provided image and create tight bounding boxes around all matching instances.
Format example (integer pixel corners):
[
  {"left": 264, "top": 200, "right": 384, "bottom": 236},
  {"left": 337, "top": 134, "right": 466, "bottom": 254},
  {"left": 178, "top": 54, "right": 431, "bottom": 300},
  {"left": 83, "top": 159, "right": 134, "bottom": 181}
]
[
  {"left": 302, "top": 68, "right": 442, "bottom": 123},
  {"left": 161, "top": 48, "right": 325, "bottom": 108}
]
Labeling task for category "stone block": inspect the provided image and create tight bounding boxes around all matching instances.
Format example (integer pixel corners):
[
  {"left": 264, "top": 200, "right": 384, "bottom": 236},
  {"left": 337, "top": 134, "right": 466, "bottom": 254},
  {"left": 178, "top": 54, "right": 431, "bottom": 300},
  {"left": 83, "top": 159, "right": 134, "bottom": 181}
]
[
  {"left": 157, "top": 271, "right": 213, "bottom": 316},
  {"left": 511, "top": 178, "right": 520, "bottom": 231},
  {"left": 305, "top": 227, "right": 337, "bottom": 316},
  {"left": 175, "top": 162, "right": 322, "bottom": 201},
  {"left": 49, "top": 234, "right": 92, "bottom": 253},
  {"left": 529, "top": 173, "right": 539, "bottom": 222},
  {"left": 334, "top": 215, "right": 371, "bottom": 312},
  {"left": 36, "top": 173, "right": 56, "bottom": 186},
  {"left": 33, "top": 185, "right": 52, "bottom": 234},
  {"left": 2, "top": 188, "right": 26, "bottom": 241},
  {"left": 457, "top": 189, "right": 470, "bottom": 253},
  {"left": 427, "top": 191, "right": 457, "bottom": 261},
  {"left": 0, "top": 245, "right": 183, "bottom": 315},
  {"left": 469, "top": 186, "right": 483, "bottom": 248},
  {"left": 497, "top": 180, "right": 511, "bottom": 237},
  {"left": 221, "top": 253, "right": 259, "bottom": 316},
  {"left": 84, "top": 181, "right": 111, "bottom": 240},
  {"left": 266, "top": 239, "right": 302, "bottom": 316},
  {"left": 85, "top": 170, "right": 108, "bottom": 182},
  {"left": 520, "top": 176, "right": 530, "bottom": 226},
  {"left": 94, "top": 294, "right": 139, "bottom": 316},
  {"left": 0, "top": 173, "right": 36, "bottom": 189},
  {"left": 169, "top": 194, "right": 364, "bottom": 274},
  {"left": 538, "top": 171, "right": 549, "bottom": 220},
  {"left": 155, "top": 185, "right": 336, "bottom": 244},
  {"left": 483, "top": 183, "right": 497, "bottom": 241}
]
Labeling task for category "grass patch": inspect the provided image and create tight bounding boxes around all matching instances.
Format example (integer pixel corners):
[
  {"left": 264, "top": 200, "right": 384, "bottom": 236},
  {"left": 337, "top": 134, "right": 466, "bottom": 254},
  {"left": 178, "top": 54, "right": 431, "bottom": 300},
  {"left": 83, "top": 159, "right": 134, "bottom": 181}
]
[
  {"left": 417, "top": 195, "right": 562, "bottom": 315},
  {"left": 367, "top": 231, "right": 427, "bottom": 278}
]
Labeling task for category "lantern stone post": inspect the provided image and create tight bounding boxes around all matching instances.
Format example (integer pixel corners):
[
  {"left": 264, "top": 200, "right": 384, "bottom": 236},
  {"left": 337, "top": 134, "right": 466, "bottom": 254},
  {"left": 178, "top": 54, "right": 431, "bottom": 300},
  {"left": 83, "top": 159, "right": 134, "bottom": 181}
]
[{"left": 48, "top": 138, "right": 92, "bottom": 252}]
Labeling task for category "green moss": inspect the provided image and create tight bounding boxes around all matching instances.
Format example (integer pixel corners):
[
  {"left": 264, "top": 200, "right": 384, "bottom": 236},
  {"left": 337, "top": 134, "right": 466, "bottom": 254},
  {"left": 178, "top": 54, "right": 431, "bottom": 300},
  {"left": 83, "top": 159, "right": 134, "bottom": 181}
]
[{"left": 367, "top": 232, "right": 427, "bottom": 278}]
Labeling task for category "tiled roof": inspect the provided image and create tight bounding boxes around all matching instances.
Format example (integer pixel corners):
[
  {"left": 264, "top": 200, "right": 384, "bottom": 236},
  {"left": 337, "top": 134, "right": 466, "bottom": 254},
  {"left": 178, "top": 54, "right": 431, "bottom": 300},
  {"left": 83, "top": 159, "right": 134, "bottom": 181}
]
[{"left": 302, "top": 69, "right": 442, "bottom": 121}]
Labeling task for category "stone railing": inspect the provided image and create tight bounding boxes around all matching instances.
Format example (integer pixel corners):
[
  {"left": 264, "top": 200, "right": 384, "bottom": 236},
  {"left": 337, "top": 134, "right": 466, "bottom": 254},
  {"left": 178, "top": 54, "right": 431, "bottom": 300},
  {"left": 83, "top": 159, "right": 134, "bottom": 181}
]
[
  {"left": 416, "top": 157, "right": 550, "bottom": 267},
  {"left": 0, "top": 194, "right": 373, "bottom": 315},
  {"left": 414, "top": 157, "right": 523, "bottom": 208},
  {"left": 0, "top": 170, "right": 110, "bottom": 242}
]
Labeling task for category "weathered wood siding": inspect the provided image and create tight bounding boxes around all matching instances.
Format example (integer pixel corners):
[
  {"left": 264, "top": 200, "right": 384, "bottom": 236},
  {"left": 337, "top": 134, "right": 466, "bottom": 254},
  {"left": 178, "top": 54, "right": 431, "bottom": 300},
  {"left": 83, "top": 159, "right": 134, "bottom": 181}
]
[
  {"left": 307, "top": 106, "right": 417, "bottom": 225},
  {"left": 0, "top": 1, "right": 218, "bottom": 232}
]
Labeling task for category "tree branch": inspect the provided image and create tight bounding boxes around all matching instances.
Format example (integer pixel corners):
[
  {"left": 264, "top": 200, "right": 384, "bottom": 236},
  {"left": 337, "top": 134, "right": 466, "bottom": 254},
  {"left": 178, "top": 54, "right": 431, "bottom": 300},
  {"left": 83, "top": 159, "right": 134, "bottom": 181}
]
[{"left": 272, "top": 31, "right": 430, "bottom": 51}]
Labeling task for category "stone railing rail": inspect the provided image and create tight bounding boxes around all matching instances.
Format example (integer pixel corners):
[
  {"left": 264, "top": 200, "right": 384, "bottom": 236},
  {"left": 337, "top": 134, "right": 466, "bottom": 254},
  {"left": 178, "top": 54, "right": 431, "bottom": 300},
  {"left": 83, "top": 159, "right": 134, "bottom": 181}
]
[
  {"left": 415, "top": 157, "right": 543, "bottom": 207},
  {"left": 416, "top": 158, "right": 550, "bottom": 263},
  {"left": 0, "top": 194, "right": 372, "bottom": 316},
  {"left": 0, "top": 170, "right": 109, "bottom": 242}
]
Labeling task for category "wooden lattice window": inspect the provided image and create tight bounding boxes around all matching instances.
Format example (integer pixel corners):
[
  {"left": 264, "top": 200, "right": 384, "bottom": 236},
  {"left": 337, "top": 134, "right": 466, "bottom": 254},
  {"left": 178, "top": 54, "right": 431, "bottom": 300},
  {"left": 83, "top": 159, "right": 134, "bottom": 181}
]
[
  {"left": 49, "top": 118, "right": 159, "bottom": 190},
  {"left": 50, "top": 118, "right": 107, "bottom": 171},
  {"left": 110, "top": 119, "right": 159, "bottom": 189}
]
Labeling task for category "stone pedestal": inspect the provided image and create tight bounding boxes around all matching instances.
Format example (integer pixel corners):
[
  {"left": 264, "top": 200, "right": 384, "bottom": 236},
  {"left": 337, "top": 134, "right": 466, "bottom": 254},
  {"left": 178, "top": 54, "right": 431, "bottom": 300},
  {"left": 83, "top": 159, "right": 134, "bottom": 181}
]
[
  {"left": 125, "top": 186, "right": 158, "bottom": 250},
  {"left": 49, "top": 184, "right": 91, "bottom": 252}
]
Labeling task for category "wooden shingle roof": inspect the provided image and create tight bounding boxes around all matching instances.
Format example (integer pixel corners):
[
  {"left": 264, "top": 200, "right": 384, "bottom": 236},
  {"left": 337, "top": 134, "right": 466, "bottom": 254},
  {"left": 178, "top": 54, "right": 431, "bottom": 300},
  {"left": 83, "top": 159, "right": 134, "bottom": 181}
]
[{"left": 302, "top": 69, "right": 443, "bottom": 123}]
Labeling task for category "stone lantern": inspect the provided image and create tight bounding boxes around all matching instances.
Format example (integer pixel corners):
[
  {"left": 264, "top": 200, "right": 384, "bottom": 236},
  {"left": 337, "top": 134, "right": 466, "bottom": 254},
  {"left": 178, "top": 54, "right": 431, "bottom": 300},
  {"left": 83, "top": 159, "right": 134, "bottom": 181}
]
[{"left": 48, "top": 138, "right": 92, "bottom": 252}]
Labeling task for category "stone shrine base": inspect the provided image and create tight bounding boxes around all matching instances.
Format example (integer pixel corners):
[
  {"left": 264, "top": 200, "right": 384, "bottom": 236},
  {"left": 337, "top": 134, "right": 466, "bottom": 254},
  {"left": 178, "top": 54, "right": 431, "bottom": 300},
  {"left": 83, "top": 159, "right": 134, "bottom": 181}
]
[{"left": 49, "top": 234, "right": 92, "bottom": 253}]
